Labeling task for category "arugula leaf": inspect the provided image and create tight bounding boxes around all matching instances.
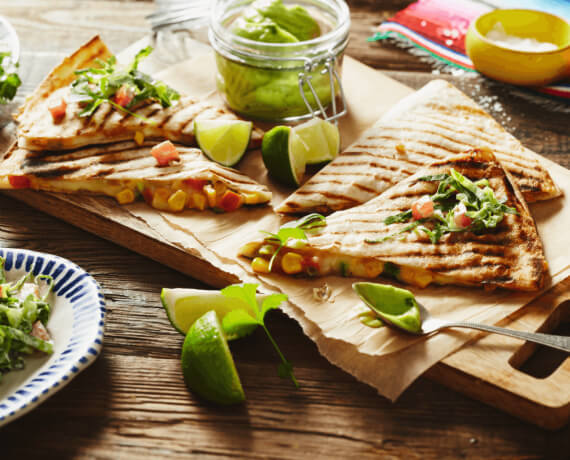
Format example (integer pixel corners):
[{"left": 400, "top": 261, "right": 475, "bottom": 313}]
[
  {"left": 261, "top": 213, "right": 326, "bottom": 271},
  {"left": 281, "top": 213, "right": 327, "bottom": 233},
  {"left": 418, "top": 173, "right": 450, "bottom": 182},
  {"left": 378, "top": 169, "right": 518, "bottom": 243},
  {"left": 383, "top": 209, "right": 412, "bottom": 225},
  {"left": 71, "top": 46, "right": 180, "bottom": 120},
  {"left": 221, "top": 284, "right": 297, "bottom": 387},
  {"left": 0, "top": 52, "right": 21, "bottom": 104},
  {"left": 366, "top": 219, "right": 423, "bottom": 244}
]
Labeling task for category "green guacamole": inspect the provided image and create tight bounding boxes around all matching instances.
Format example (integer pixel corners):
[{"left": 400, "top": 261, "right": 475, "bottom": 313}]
[
  {"left": 216, "top": 0, "right": 336, "bottom": 120},
  {"left": 232, "top": 0, "right": 321, "bottom": 42},
  {"left": 353, "top": 283, "right": 422, "bottom": 334}
]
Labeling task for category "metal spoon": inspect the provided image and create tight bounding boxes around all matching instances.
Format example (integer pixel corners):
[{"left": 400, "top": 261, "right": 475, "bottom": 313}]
[{"left": 354, "top": 284, "right": 570, "bottom": 353}]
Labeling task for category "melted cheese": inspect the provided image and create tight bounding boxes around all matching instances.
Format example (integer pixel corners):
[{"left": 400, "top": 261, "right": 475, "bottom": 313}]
[{"left": 29, "top": 177, "right": 263, "bottom": 212}]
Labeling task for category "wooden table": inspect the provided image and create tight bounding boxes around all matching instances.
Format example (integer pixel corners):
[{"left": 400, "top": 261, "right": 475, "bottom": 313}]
[{"left": 1, "top": 1, "right": 569, "bottom": 458}]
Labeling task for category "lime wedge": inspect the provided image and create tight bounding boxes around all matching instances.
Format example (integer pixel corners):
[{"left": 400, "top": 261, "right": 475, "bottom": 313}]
[
  {"left": 195, "top": 119, "right": 252, "bottom": 167},
  {"left": 161, "top": 288, "right": 259, "bottom": 336},
  {"left": 261, "top": 118, "right": 340, "bottom": 187},
  {"left": 261, "top": 125, "right": 306, "bottom": 187},
  {"left": 294, "top": 118, "right": 340, "bottom": 165},
  {"left": 181, "top": 310, "right": 245, "bottom": 405}
]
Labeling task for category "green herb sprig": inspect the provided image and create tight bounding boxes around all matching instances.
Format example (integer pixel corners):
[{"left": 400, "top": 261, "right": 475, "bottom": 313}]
[
  {"left": 0, "top": 52, "right": 21, "bottom": 104},
  {"left": 220, "top": 283, "right": 297, "bottom": 387},
  {"left": 366, "top": 169, "right": 518, "bottom": 244},
  {"left": 71, "top": 46, "right": 180, "bottom": 120},
  {"left": 261, "top": 213, "right": 326, "bottom": 270}
]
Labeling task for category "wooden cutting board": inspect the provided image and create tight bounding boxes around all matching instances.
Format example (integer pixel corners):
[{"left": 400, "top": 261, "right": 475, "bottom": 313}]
[
  {"left": 2, "top": 49, "right": 569, "bottom": 429},
  {"left": 3, "top": 187, "right": 568, "bottom": 429}
]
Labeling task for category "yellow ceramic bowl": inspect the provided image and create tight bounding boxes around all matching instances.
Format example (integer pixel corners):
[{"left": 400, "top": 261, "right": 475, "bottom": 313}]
[{"left": 466, "top": 9, "right": 570, "bottom": 86}]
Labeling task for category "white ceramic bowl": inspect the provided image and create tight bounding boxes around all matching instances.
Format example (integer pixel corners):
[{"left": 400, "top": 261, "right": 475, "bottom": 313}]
[{"left": 0, "top": 248, "right": 106, "bottom": 427}]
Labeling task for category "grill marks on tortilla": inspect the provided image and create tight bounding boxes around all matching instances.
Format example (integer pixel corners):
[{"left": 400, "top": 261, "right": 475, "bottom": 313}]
[
  {"left": 277, "top": 80, "right": 559, "bottom": 214},
  {"left": 18, "top": 89, "right": 263, "bottom": 151},
  {"left": 298, "top": 150, "right": 546, "bottom": 290},
  {"left": 9, "top": 141, "right": 266, "bottom": 192}
]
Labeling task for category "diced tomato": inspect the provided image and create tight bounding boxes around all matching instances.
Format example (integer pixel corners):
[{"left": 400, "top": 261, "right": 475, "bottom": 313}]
[
  {"left": 8, "top": 175, "right": 31, "bottom": 189},
  {"left": 142, "top": 188, "right": 153, "bottom": 204},
  {"left": 0, "top": 285, "right": 4, "bottom": 298},
  {"left": 411, "top": 195, "right": 434, "bottom": 220},
  {"left": 151, "top": 141, "right": 180, "bottom": 166},
  {"left": 454, "top": 203, "right": 472, "bottom": 228},
  {"left": 113, "top": 85, "right": 135, "bottom": 108},
  {"left": 301, "top": 255, "right": 320, "bottom": 270},
  {"left": 219, "top": 190, "right": 243, "bottom": 212},
  {"left": 31, "top": 320, "right": 51, "bottom": 342},
  {"left": 49, "top": 98, "right": 67, "bottom": 124},
  {"left": 183, "top": 178, "right": 209, "bottom": 191}
]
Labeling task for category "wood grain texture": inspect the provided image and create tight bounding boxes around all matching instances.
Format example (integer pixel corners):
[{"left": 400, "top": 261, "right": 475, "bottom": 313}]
[{"left": 0, "top": 1, "right": 569, "bottom": 458}]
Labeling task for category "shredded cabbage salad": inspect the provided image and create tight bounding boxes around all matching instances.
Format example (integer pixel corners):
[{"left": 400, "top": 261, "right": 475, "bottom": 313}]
[{"left": 0, "top": 257, "right": 54, "bottom": 382}]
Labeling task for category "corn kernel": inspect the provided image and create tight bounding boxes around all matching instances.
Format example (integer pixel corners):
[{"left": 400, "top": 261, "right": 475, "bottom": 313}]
[
  {"left": 116, "top": 188, "right": 135, "bottom": 205},
  {"left": 399, "top": 266, "right": 433, "bottom": 288},
  {"left": 238, "top": 242, "right": 263, "bottom": 258},
  {"left": 281, "top": 252, "right": 303, "bottom": 275},
  {"left": 151, "top": 187, "right": 171, "bottom": 211},
  {"left": 214, "top": 181, "right": 227, "bottom": 196},
  {"left": 191, "top": 193, "right": 206, "bottom": 211},
  {"left": 168, "top": 189, "right": 187, "bottom": 212},
  {"left": 396, "top": 144, "right": 406, "bottom": 155},
  {"left": 243, "top": 193, "right": 257, "bottom": 205},
  {"left": 134, "top": 131, "right": 145, "bottom": 146},
  {"left": 251, "top": 257, "right": 270, "bottom": 274},
  {"left": 350, "top": 260, "right": 384, "bottom": 278},
  {"left": 204, "top": 184, "right": 217, "bottom": 208}
]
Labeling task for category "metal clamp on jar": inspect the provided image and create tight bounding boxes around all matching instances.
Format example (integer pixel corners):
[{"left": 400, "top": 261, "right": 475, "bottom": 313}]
[{"left": 209, "top": 0, "right": 350, "bottom": 123}]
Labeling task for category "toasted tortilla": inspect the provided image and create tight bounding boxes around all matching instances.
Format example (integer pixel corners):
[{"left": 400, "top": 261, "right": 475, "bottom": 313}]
[
  {"left": 15, "top": 35, "right": 263, "bottom": 151},
  {"left": 0, "top": 140, "right": 272, "bottom": 209},
  {"left": 277, "top": 80, "right": 560, "bottom": 214},
  {"left": 243, "top": 149, "right": 547, "bottom": 291}
]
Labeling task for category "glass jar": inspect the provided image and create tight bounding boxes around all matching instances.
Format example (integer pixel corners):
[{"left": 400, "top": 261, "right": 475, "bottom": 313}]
[{"left": 209, "top": 0, "right": 350, "bottom": 122}]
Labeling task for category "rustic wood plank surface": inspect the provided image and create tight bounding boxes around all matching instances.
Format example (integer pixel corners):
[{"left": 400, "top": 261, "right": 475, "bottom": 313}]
[{"left": 0, "top": 0, "right": 569, "bottom": 458}]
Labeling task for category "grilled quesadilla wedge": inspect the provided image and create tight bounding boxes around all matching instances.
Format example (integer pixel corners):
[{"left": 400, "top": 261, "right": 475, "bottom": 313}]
[
  {"left": 15, "top": 36, "right": 263, "bottom": 152},
  {"left": 241, "top": 149, "right": 547, "bottom": 291},
  {"left": 277, "top": 80, "right": 560, "bottom": 214},
  {"left": 0, "top": 141, "right": 271, "bottom": 213}
]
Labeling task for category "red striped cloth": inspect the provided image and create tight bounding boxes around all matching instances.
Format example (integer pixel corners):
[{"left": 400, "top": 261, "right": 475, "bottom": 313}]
[{"left": 369, "top": 0, "right": 570, "bottom": 100}]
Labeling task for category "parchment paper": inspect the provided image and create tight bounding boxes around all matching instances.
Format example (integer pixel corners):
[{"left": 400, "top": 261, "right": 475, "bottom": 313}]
[{"left": 124, "top": 48, "right": 570, "bottom": 400}]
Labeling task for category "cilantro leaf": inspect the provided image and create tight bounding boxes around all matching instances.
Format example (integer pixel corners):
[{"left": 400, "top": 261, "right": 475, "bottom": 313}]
[
  {"left": 220, "top": 283, "right": 297, "bottom": 387},
  {"left": 222, "top": 309, "right": 259, "bottom": 340},
  {"left": 0, "top": 52, "right": 21, "bottom": 104},
  {"left": 221, "top": 283, "right": 258, "bottom": 313},
  {"left": 260, "top": 213, "right": 326, "bottom": 271},
  {"left": 261, "top": 293, "right": 288, "bottom": 317}
]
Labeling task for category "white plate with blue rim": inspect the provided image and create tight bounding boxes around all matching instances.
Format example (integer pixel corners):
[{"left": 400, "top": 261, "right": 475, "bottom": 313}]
[{"left": 0, "top": 248, "right": 106, "bottom": 427}]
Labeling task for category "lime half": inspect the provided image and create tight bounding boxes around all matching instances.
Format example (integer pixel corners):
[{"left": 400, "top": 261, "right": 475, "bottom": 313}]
[
  {"left": 161, "top": 288, "right": 258, "bottom": 336},
  {"left": 294, "top": 118, "right": 340, "bottom": 165},
  {"left": 261, "top": 125, "right": 306, "bottom": 187},
  {"left": 195, "top": 119, "right": 252, "bottom": 167},
  {"left": 181, "top": 310, "right": 245, "bottom": 405}
]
